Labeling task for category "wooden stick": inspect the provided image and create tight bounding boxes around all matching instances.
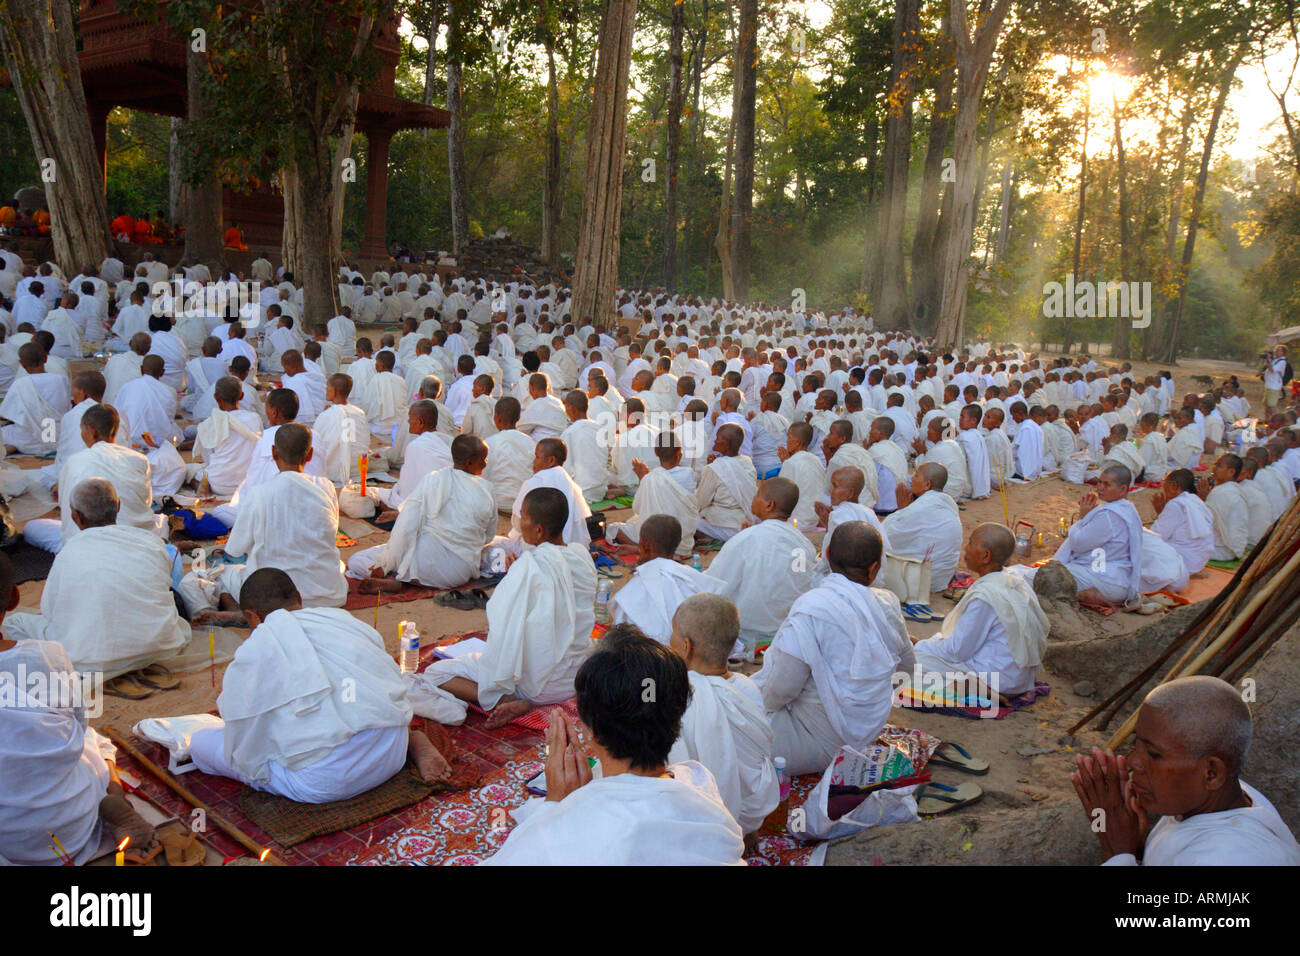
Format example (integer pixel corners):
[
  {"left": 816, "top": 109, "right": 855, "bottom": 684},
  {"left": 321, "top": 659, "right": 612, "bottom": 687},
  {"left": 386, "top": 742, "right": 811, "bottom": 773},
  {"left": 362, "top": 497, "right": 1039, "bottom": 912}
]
[
  {"left": 104, "top": 727, "right": 281, "bottom": 865},
  {"left": 1105, "top": 544, "right": 1300, "bottom": 749},
  {"left": 1218, "top": 590, "right": 1300, "bottom": 683}
]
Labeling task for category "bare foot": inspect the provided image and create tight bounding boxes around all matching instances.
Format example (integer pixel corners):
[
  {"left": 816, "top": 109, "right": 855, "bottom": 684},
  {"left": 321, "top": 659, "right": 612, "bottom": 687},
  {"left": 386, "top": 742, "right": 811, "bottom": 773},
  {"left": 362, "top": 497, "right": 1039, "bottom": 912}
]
[
  {"left": 100, "top": 785, "right": 160, "bottom": 863},
  {"left": 483, "top": 696, "right": 532, "bottom": 729},
  {"left": 358, "top": 576, "right": 403, "bottom": 594},
  {"left": 408, "top": 729, "right": 451, "bottom": 782},
  {"left": 192, "top": 610, "right": 248, "bottom": 628}
]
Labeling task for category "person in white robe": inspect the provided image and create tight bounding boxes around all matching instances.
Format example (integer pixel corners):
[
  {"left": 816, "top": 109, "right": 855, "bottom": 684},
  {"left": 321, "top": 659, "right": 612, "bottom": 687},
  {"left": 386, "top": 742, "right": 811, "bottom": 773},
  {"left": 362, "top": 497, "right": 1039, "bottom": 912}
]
[
  {"left": 866, "top": 417, "right": 909, "bottom": 487},
  {"left": 517, "top": 373, "right": 569, "bottom": 440},
  {"left": 881, "top": 463, "right": 965, "bottom": 592},
  {"left": 483, "top": 438, "right": 593, "bottom": 569},
  {"left": 1150, "top": 468, "right": 1215, "bottom": 578},
  {"left": 608, "top": 397, "right": 659, "bottom": 490},
  {"left": 313, "top": 372, "right": 370, "bottom": 486},
  {"left": 348, "top": 436, "right": 496, "bottom": 591},
  {"left": 914, "top": 418, "right": 972, "bottom": 500},
  {"left": 611, "top": 517, "right": 725, "bottom": 642},
  {"left": 1135, "top": 413, "right": 1168, "bottom": 483},
  {"left": 179, "top": 425, "right": 346, "bottom": 621},
  {"left": 559, "top": 390, "right": 609, "bottom": 502},
  {"left": 374, "top": 401, "right": 452, "bottom": 515},
  {"left": 182, "top": 337, "right": 227, "bottom": 420},
  {"left": 280, "top": 350, "right": 325, "bottom": 426},
  {"left": 192, "top": 378, "right": 263, "bottom": 496},
  {"left": 0, "top": 342, "right": 69, "bottom": 454},
  {"left": 423, "top": 487, "right": 597, "bottom": 727},
  {"left": 4, "top": 479, "right": 188, "bottom": 679},
  {"left": 982, "top": 408, "right": 1015, "bottom": 487},
  {"left": 1166, "top": 408, "right": 1202, "bottom": 470},
  {"left": 1236, "top": 460, "right": 1273, "bottom": 550},
  {"left": 749, "top": 392, "right": 790, "bottom": 477},
  {"left": 813, "top": 467, "right": 890, "bottom": 581},
  {"left": 694, "top": 423, "right": 757, "bottom": 541},
  {"left": 913, "top": 524, "right": 1047, "bottom": 699},
  {"left": 103, "top": 333, "right": 149, "bottom": 404},
  {"left": 1101, "top": 424, "right": 1147, "bottom": 481},
  {"left": 754, "top": 521, "right": 916, "bottom": 775},
  {"left": 114, "top": 354, "right": 181, "bottom": 448},
  {"left": 956, "top": 408, "right": 992, "bottom": 497},
  {"left": 666, "top": 595, "right": 778, "bottom": 833},
  {"left": 144, "top": 317, "right": 189, "bottom": 392},
  {"left": 327, "top": 309, "right": 357, "bottom": 361},
  {"left": 39, "top": 294, "right": 83, "bottom": 359},
  {"left": 605, "top": 439, "right": 699, "bottom": 557},
  {"left": 23, "top": 404, "right": 162, "bottom": 554},
  {"left": 776, "top": 421, "right": 827, "bottom": 529},
  {"left": 1074, "top": 676, "right": 1300, "bottom": 866},
  {"left": 481, "top": 634, "right": 744, "bottom": 865},
  {"left": 1018, "top": 464, "right": 1144, "bottom": 605},
  {"left": 189, "top": 569, "right": 450, "bottom": 802},
  {"left": 362, "top": 351, "right": 408, "bottom": 439},
  {"left": 483, "top": 396, "right": 536, "bottom": 511},
  {"left": 1139, "top": 527, "right": 1189, "bottom": 594},
  {"left": 0, "top": 596, "right": 161, "bottom": 866},
  {"left": 1009, "top": 402, "right": 1045, "bottom": 480},
  {"left": 461, "top": 377, "right": 499, "bottom": 439},
  {"left": 707, "top": 478, "right": 817, "bottom": 654},
  {"left": 822, "top": 419, "right": 879, "bottom": 507},
  {"left": 38, "top": 369, "right": 126, "bottom": 491},
  {"left": 1199, "top": 454, "right": 1249, "bottom": 561}
]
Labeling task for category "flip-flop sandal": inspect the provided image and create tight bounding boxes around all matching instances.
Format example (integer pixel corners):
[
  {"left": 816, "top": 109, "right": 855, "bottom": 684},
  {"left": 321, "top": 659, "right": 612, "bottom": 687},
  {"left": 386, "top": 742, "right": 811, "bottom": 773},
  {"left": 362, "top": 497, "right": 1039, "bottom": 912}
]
[
  {"left": 104, "top": 675, "right": 154, "bottom": 700},
  {"left": 160, "top": 831, "right": 205, "bottom": 867},
  {"left": 915, "top": 781, "right": 984, "bottom": 817},
  {"left": 133, "top": 663, "right": 181, "bottom": 691},
  {"left": 435, "top": 590, "right": 478, "bottom": 611},
  {"left": 928, "top": 741, "right": 990, "bottom": 775},
  {"left": 469, "top": 588, "right": 492, "bottom": 609},
  {"left": 596, "top": 565, "right": 624, "bottom": 580},
  {"left": 912, "top": 604, "right": 943, "bottom": 622}
]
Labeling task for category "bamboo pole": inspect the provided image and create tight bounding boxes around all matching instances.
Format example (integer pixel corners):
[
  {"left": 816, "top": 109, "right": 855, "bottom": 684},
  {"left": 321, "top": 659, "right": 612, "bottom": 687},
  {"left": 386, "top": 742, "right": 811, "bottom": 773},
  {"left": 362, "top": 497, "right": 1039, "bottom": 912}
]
[
  {"left": 104, "top": 727, "right": 281, "bottom": 865},
  {"left": 1219, "top": 596, "right": 1300, "bottom": 684},
  {"left": 1105, "top": 544, "right": 1300, "bottom": 749}
]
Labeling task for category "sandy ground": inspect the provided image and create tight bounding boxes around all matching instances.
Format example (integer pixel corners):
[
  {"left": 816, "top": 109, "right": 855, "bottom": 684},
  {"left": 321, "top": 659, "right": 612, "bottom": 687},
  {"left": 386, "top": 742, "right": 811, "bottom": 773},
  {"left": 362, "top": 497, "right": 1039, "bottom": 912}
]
[{"left": 9, "top": 345, "right": 1258, "bottom": 860}]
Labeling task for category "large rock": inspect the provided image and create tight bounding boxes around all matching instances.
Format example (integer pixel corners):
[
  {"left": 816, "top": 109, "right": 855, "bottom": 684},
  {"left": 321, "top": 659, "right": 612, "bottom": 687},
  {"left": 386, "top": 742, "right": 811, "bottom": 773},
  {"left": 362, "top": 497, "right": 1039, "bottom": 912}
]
[{"left": 1239, "top": 621, "right": 1300, "bottom": 831}]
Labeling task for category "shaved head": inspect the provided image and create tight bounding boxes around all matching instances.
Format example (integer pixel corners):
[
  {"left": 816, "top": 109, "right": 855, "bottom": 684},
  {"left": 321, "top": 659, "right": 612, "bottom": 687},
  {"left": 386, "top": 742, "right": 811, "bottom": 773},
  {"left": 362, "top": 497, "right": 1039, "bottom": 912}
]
[
  {"left": 1142, "top": 676, "right": 1252, "bottom": 776},
  {"left": 830, "top": 465, "right": 864, "bottom": 499},
  {"left": 239, "top": 568, "right": 302, "bottom": 619},
  {"left": 826, "top": 521, "right": 883, "bottom": 575},
  {"left": 639, "top": 514, "right": 682, "bottom": 558},
  {"left": 522, "top": 486, "right": 568, "bottom": 537},
  {"left": 1101, "top": 463, "right": 1133, "bottom": 489},
  {"left": 763, "top": 476, "right": 800, "bottom": 518},
  {"left": 672, "top": 592, "right": 740, "bottom": 668},
  {"left": 971, "top": 522, "right": 1016, "bottom": 566},
  {"left": 716, "top": 423, "right": 744, "bottom": 454},
  {"left": 916, "top": 461, "right": 948, "bottom": 492}
]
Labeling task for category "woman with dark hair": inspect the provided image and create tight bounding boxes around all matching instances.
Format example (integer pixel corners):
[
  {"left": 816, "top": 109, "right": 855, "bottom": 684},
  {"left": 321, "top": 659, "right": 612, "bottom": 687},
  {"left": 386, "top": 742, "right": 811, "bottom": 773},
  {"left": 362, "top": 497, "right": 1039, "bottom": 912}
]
[{"left": 482, "top": 625, "right": 744, "bottom": 866}]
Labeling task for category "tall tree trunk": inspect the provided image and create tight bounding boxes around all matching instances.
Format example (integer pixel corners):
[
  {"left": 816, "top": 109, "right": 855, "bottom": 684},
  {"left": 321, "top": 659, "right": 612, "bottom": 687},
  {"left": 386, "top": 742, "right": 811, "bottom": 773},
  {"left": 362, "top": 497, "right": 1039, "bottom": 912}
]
[
  {"left": 663, "top": 0, "right": 684, "bottom": 293},
  {"left": 1066, "top": 82, "right": 1090, "bottom": 355},
  {"left": 857, "top": 114, "right": 882, "bottom": 295},
  {"left": 289, "top": 143, "right": 340, "bottom": 325},
  {"left": 1111, "top": 90, "right": 1131, "bottom": 359},
  {"left": 911, "top": 14, "right": 953, "bottom": 331},
  {"left": 330, "top": 86, "right": 360, "bottom": 274},
  {"left": 872, "top": 0, "right": 921, "bottom": 326},
  {"left": 994, "top": 161, "right": 1013, "bottom": 262},
  {"left": 689, "top": 6, "right": 707, "bottom": 150},
  {"left": 446, "top": 1, "right": 471, "bottom": 255},
  {"left": 934, "top": 0, "right": 1012, "bottom": 349},
  {"left": 729, "top": 0, "right": 758, "bottom": 302},
  {"left": 541, "top": 38, "right": 563, "bottom": 271},
  {"left": 1147, "top": 100, "right": 1194, "bottom": 359},
  {"left": 422, "top": 5, "right": 442, "bottom": 108},
  {"left": 168, "top": 118, "right": 184, "bottom": 225},
  {"left": 571, "top": 0, "right": 638, "bottom": 330},
  {"left": 183, "top": 45, "right": 225, "bottom": 276},
  {"left": 0, "top": 0, "right": 112, "bottom": 270},
  {"left": 1162, "top": 49, "right": 1243, "bottom": 364},
  {"left": 715, "top": 110, "right": 736, "bottom": 301}
]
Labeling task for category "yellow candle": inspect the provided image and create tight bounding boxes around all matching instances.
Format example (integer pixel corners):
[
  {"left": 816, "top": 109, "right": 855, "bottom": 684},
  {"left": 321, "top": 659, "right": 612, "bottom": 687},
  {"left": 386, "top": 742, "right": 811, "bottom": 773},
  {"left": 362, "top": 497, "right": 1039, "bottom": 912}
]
[{"left": 115, "top": 836, "right": 129, "bottom": 866}]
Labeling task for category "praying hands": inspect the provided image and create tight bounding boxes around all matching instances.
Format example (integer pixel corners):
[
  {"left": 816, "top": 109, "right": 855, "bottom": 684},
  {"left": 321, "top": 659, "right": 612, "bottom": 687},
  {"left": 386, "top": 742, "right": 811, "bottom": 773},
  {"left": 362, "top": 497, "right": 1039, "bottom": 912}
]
[
  {"left": 1071, "top": 747, "right": 1148, "bottom": 861},
  {"left": 543, "top": 709, "right": 592, "bottom": 803},
  {"left": 1077, "top": 490, "right": 1099, "bottom": 518}
]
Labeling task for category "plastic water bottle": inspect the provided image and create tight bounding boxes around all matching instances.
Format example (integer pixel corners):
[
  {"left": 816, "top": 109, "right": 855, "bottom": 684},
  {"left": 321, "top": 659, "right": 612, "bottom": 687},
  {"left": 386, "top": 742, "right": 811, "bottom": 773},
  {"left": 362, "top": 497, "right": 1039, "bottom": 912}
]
[
  {"left": 775, "top": 756, "right": 791, "bottom": 803},
  {"left": 398, "top": 620, "right": 420, "bottom": 673},
  {"left": 690, "top": 553, "right": 703, "bottom": 573},
  {"left": 594, "top": 580, "right": 612, "bottom": 625}
]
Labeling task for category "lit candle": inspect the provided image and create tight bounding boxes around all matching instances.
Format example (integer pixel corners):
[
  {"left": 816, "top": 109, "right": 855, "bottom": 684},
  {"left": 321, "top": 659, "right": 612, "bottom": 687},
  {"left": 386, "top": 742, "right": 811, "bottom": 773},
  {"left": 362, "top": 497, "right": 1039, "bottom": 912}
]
[
  {"left": 208, "top": 629, "right": 216, "bottom": 687},
  {"left": 258, "top": 848, "right": 271, "bottom": 863},
  {"left": 115, "top": 836, "right": 129, "bottom": 866}
]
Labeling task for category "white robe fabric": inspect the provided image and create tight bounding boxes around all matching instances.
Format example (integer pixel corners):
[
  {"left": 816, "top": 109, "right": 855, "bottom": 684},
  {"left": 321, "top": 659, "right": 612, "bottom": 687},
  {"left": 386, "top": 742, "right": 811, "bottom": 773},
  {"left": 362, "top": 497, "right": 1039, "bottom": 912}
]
[
  {"left": 1011, "top": 417, "right": 1045, "bottom": 480},
  {"left": 209, "top": 607, "right": 410, "bottom": 790},
  {"left": 1051, "top": 498, "right": 1144, "bottom": 602},
  {"left": 508, "top": 465, "right": 592, "bottom": 547},
  {"left": 194, "top": 408, "right": 262, "bottom": 496},
  {"left": 363, "top": 371, "right": 408, "bottom": 437},
  {"left": 0, "top": 640, "right": 114, "bottom": 865},
  {"left": 518, "top": 394, "right": 568, "bottom": 440},
  {"left": 481, "top": 760, "right": 744, "bottom": 866},
  {"left": 1102, "top": 440, "right": 1147, "bottom": 483},
  {"left": 609, "top": 466, "right": 700, "bottom": 557},
  {"left": 984, "top": 428, "right": 1014, "bottom": 487},
  {"left": 1138, "top": 431, "right": 1168, "bottom": 483},
  {"left": 957, "top": 427, "right": 992, "bottom": 497},
  {"left": 1237, "top": 479, "right": 1272, "bottom": 550},
  {"left": 709, "top": 518, "right": 817, "bottom": 642},
  {"left": 756, "top": 574, "right": 915, "bottom": 768},
  {"left": 867, "top": 438, "right": 908, "bottom": 485},
  {"left": 1, "top": 372, "right": 69, "bottom": 453},
  {"left": 913, "top": 570, "right": 1046, "bottom": 697},
  {"left": 102, "top": 351, "right": 144, "bottom": 404},
  {"left": 777, "top": 449, "right": 827, "bottom": 530},
  {"left": 1167, "top": 425, "right": 1202, "bottom": 470},
  {"left": 560, "top": 418, "right": 610, "bottom": 502},
  {"left": 917, "top": 439, "right": 971, "bottom": 500},
  {"left": 695, "top": 455, "right": 757, "bottom": 538},
  {"left": 609, "top": 557, "right": 725, "bottom": 642},
  {"left": 427, "top": 541, "right": 596, "bottom": 708},
  {"left": 313, "top": 402, "right": 369, "bottom": 485},
  {"left": 1151, "top": 492, "right": 1215, "bottom": 577},
  {"left": 114, "top": 374, "right": 180, "bottom": 447},
  {"left": 378, "top": 431, "right": 452, "bottom": 510},
  {"left": 362, "top": 468, "right": 497, "bottom": 588},
  {"left": 668, "top": 671, "right": 779, "bottom": 834},
  {"left": 483, "top": 428, "right": 536, "bottom": 511},
  {"left": 881, "top": 490, "right": 964, "bottom": 591},
  {"left": 1205, "top": 482, "right": 1249, "bottom": 561},
  {"left": 3, "top": 525, "right": 189, "bottom": 679},
  {"left": 1102, "top": 782, "right": 1300, "bottom": 866},
  {"left": 56, "top": 441, "right": 157, "bottom": 545},
  {"left": 1139, "top": 527, "right": 1189, "bottom": 594}
]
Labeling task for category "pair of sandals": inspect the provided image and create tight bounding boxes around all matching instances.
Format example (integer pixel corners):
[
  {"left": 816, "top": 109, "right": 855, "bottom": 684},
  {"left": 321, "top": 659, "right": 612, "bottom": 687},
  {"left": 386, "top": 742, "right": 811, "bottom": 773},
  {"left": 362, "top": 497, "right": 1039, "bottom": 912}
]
[
  {"left": 915, "top": 741, "right": 989, "bottom": 818},
  {"left": 901, "top": 603, "right": 943, "bottom": 623},
  {"left": 104, "top": 663, "right": 181, "bottom": 700},
  {"left": 435, "top": 588, "right": 491, "bottom": 611}
]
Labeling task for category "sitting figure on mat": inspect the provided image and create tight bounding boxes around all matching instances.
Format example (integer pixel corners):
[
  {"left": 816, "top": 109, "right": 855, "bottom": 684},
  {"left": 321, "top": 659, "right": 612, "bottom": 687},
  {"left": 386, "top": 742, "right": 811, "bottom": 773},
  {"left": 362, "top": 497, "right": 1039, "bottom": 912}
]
[
  {"left": 422, "top": 487, "right": 597, "bottom": 728},
  {"left": 189, "top": 568, "right": 449, "bottom": 803},
  {"left": 0, "top": 552, "right": 161, "bottom": 864},
  {"left": 481, "top": 627, "right": 744, "bottom": 865},
  {"left": 911, "top": 523, "right": 1048, "bottom": 701},
  {"left": 1073, "top": 676, "right": 1300, "bottom": 866}
]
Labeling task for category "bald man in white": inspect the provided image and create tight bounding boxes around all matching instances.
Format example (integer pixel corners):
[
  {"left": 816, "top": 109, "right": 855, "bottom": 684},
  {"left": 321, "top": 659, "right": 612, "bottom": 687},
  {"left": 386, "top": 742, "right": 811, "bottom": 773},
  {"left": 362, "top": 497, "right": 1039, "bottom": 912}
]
[
  {"left": 1074, "top": 676, "right": 1300, "bottom": 866},
  {"left": 667, "top": 593, "right": 779, "bottom": 834}
]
